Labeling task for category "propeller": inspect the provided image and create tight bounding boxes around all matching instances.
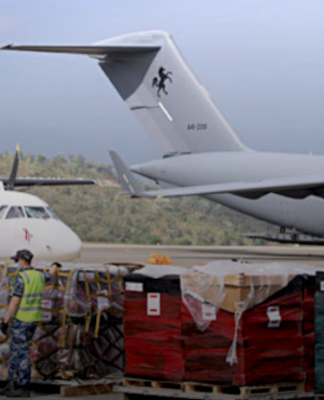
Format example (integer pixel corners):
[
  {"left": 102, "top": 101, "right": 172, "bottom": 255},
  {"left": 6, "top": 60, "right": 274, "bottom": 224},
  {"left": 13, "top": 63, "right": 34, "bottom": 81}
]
[
  {"left": 1, "top": 146, "right": 95, "bottom": 190},
  {"left": 6, "top": 144, "right": 20, "bottom": 190}
]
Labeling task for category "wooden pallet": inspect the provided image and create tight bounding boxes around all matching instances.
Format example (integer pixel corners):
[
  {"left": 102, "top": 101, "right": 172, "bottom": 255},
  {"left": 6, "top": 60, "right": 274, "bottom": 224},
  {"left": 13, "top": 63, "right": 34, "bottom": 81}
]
[
  {"left": 121, "top": 378, "right": 306, "bottom": 398},
  {"left": 184, "top": 381, "right": 305, "bottom": 397},
  {"left": 60, "top": 383, "right": 114, "bottom": 397},
  {"left": 123, "top": 377, "right": 184, "bottom": 391},
  {"left": 0, "top": 371, "right": 120, "bottom": 398}
]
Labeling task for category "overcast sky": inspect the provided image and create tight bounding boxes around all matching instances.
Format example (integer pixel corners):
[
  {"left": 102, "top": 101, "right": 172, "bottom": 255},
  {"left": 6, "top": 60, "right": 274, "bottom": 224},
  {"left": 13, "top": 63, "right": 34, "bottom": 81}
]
[{"left": 1, "top": 0, "right": 324, "bottom": 165}]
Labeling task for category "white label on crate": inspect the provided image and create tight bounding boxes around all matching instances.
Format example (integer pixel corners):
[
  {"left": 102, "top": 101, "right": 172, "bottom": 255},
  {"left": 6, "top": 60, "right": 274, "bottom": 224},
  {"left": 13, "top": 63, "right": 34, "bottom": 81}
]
[
  {"left": 321, "top": 281, "right": 324, "bottom": 291},
  {"left": 267, "top": 306, "right": 281, "bottom": 328},
  {"left": 202, "top": 303, "right": 216, "bottom": 321},
  {"left": 98, "top": 289, "right": 110, "bottom": 311},
  {"left": 42, "top": 299, "right": 52, "bottom": 322},
  {"left": 125, "top": 282, "right": 143, "bottom": 292},
  {"left": 147, "top": 293, "right": 161, "bottom": 316}
]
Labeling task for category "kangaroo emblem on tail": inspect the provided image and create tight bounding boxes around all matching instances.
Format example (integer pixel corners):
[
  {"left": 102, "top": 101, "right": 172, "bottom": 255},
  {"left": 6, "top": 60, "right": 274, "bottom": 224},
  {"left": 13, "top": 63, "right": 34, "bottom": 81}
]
[{"left": 152, "top": 67, "right": 172, "bottom": 97}]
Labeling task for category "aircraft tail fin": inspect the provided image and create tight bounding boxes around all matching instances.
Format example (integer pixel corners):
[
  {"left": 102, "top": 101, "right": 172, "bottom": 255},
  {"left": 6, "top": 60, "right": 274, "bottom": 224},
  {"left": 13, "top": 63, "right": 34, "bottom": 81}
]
[
  {"left": 7, "top": 144, "right": 20, "bottom": 190},
  {"left": 98, "top": 31, "right": 246, "bottom": 154},
  {"left": 3, "top": 31, "right": 246, "bottom": 154}
]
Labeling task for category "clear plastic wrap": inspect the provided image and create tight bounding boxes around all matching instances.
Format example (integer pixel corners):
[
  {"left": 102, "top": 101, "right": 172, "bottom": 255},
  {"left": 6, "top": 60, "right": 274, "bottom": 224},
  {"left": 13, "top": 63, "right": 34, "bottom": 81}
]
[
  {"left": 63, "top": 265, "right": 128, "bottom": 318},
  {"left": 0, "top": 262, "right": 127, "bottom": 381},
  {"left": 181, "top": 260, "right": 318, "bottom": 332},
  {"left": 180, "top": 260, "right": 318, "bottom": 368},
  {"left": 135, "top": 264, "right": 187, "bottom": 278}
]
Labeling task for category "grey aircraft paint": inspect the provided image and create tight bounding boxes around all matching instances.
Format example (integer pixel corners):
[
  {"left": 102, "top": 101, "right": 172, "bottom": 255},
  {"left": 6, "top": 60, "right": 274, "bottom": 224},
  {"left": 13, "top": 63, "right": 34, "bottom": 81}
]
[{"left": 3, "top": 31, "right": 324, "bottom": 242}]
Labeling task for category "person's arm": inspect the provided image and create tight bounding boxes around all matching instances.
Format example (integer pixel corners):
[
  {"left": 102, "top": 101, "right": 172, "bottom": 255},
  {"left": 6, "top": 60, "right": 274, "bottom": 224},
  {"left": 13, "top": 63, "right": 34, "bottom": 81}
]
[
  {"left": 3, "top": 275, "right": 24, "bottom": 325},
  {"left": 4, "top": 296, "right": 21, "bottom": 324},
  {"left": 49, "top": 262, "right": 61, "bottom": 278}
]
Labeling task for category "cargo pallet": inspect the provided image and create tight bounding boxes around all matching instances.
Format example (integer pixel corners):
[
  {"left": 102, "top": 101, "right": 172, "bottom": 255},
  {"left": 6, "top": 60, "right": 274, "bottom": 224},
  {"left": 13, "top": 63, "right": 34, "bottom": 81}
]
[
  {"left": 113, "top": 378, "right": 314, "bottom": 400},
  {"left": 0, "top": 377, "right": 120, "bottom": 398}
]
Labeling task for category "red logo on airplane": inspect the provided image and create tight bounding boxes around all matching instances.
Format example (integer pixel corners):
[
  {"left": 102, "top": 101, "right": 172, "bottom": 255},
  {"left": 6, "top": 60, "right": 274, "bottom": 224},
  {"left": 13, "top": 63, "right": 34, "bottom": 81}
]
[{"left": 23, "top": 229, "right": 33, "bottom": 242}]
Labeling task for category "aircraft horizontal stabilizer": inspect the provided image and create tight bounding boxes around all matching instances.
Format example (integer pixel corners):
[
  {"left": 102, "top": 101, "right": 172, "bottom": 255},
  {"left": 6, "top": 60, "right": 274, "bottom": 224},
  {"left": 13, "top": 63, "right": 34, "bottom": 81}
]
[{"left": 1, "top": 44, "right": 160, "bottom": 57}]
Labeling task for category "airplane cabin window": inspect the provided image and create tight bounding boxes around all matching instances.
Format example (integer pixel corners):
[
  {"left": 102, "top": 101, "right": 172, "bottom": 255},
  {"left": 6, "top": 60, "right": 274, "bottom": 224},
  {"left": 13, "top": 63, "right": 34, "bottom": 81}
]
[
  {"left": 25, "top": 206, "right": 50, "bottom": 219},
  {"left": 0, "top": 206, "right": 8, "bottom": 219},
  {"left": 6, "top": 206, "right": 25, "bottom": 219},
  {"left": 46, "top": 207, "right": 60, "bottom": 220}
]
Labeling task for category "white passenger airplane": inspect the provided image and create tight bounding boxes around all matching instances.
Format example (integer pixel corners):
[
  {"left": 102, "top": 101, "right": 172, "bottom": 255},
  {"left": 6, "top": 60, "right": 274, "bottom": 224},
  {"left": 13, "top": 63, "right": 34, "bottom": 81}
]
[
  {"left": 3, "top": 31, "right": 324, "bottom": 244},
  {"left": 0, "top": 147, "right": 95, "bottom": 261}
]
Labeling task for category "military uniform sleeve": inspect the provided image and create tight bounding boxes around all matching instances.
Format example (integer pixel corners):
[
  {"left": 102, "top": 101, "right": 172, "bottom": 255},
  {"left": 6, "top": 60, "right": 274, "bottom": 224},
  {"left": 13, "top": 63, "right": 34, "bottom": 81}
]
[{"left": 12, "top": 275, "right": 24, "bottom": 297}]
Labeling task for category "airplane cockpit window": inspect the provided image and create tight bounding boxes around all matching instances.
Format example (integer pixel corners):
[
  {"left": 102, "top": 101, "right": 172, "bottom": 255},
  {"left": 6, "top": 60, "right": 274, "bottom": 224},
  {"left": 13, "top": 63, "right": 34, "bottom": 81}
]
[
  {"left": 25, "top": 206, "right": 50, "bottom": 219},
  {"left": 0, "top": 206, "right": 8, "bottom": 219},
  {"left": 46, "top": 207, "right": 60, "bottom": 220},
  {"left": 6, "top": 206, "right": 25, "bottom": 219}
]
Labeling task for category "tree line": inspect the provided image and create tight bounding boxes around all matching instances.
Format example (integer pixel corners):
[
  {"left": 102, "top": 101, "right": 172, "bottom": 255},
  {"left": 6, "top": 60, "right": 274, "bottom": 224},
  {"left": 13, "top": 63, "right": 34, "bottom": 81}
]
[{"left": 0, "top": 152, "right": 277, "bottom": 245}]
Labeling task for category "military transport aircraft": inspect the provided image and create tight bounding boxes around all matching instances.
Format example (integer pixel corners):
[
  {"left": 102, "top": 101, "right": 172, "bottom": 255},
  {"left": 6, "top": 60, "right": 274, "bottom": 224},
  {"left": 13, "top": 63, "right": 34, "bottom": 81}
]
[
  {"left": 0, "top": 146, "right": 95, "bottom": 261},
  {"left": 3, "top": 31, "right": 324, "bottom": 244}
]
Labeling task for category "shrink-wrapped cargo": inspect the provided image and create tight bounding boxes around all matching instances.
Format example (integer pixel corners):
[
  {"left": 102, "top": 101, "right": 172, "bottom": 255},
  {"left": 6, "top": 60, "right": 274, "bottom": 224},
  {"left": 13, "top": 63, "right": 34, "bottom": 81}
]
[
  {"left": 124, "top": 261, "right": 317, "bottom": 389},
  {"left": 124, "top": 265, "right": 186, "bottom": 381},
  {"left": 315, "top": 271, "right": 324, "bottom": 394},
  {"left": 0, "top": 263, "right": 127, "bottom": 381},
  {"left": 180, "top": 262, "right": 317, "bottom": 387},
  {"left": 302, "top": 275, "right": 316, "bottom": 392}
]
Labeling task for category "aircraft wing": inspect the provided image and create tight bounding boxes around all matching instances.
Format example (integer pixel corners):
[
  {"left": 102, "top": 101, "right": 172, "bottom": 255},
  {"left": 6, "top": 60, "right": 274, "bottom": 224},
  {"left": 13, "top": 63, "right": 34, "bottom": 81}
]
[
  {"left": 0, "top": 178, "right": 95, "bottom": 189},
  {"left": 110, "top": 150, "right": 324, "bottom": 199}
]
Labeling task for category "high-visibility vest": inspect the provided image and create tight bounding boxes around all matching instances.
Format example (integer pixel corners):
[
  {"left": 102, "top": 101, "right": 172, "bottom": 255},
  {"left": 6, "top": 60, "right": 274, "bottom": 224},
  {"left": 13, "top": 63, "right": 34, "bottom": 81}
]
[{"left": 14, "top": 269, "right": 45, "bottom": 323}]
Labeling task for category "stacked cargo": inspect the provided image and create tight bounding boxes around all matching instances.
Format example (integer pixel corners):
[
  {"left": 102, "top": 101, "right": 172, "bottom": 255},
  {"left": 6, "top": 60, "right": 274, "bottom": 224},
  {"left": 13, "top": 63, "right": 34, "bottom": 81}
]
[
  {"left": 181, "top": 263, "right": 307, "bottom": 386},
  {"left": 181, "top": 277, "right": 305, "bottom": 385},
  {"left": 0, "top": 263, "right": 126, "bottom": 380},
  {"left": 303, "top": 275, "right": 316, "bottom": 392},
  {"left": 315, "top": 271, "right": 324, "bottom": 395},
  {"left": 124, "top": 261, "right": 318, "bottom": 389},
  {"left": 123, "top": 266, "right": 186, "bottom": 381},
  {"left": 0, "top": 259, "right": 319, "bottom": 390}
]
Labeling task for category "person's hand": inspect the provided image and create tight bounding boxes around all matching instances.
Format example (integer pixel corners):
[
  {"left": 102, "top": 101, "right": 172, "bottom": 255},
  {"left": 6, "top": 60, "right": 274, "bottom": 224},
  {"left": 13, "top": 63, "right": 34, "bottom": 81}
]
[{"left": 0, "top": 322, "right": 8, "bottom": 336}]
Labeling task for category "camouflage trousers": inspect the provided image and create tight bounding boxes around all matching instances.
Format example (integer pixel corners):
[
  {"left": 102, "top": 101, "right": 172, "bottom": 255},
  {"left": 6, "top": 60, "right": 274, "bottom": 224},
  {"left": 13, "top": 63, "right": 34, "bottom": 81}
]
[{"left": 7, "top": 318, "right": 38, "bottom": 388}]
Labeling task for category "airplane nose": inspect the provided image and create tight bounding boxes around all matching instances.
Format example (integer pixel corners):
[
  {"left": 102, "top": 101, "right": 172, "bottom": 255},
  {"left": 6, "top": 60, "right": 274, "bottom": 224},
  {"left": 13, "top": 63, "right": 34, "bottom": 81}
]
[
  {"left": 61, "top": 229, "right": 82, "bottom": 261},
  {"left": 31, "top": 222, "right": 82, "bottom": 263},
  {"left": 46, "top": 223, "right": 82, "bottom": 262}
]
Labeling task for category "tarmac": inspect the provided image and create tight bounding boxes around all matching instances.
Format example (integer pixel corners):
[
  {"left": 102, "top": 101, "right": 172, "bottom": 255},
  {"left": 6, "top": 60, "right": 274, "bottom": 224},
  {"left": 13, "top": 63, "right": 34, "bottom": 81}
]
[
  {"left": 2, "top": 243, "right": 324, "bottom": 399},
  {"left": 79, "top": 243, "right": 324, "bottom": 268}
]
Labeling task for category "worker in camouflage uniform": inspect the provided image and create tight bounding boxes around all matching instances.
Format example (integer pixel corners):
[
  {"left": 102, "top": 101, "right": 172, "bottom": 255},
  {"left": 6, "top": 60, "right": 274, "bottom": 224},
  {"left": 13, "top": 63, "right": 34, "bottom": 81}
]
[{"left": 0, "top": 250, "right": 60, "bottom": 398}]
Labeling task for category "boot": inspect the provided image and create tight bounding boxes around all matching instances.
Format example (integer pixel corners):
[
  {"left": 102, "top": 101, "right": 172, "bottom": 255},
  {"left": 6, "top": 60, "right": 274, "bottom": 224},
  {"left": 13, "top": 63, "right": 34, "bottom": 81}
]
[
  {"left": 6, "top": 386, "right": 30, "bottom": 398},
  {"left": 0, "top": 381, "right": 14, "bottom": 396}
]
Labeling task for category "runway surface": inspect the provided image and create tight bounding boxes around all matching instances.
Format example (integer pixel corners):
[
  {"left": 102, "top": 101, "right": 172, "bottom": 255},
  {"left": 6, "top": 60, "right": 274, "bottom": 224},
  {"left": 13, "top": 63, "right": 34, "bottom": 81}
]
[{"left": 79, "top": 243, "right": 324, "bottom": 268}]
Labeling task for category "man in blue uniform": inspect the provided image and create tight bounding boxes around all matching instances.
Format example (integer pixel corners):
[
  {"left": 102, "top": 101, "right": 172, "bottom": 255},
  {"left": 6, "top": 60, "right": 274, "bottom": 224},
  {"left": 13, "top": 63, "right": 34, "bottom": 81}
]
[{"left": 0, "top": 250, "right": 60, "bottom": 398}]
